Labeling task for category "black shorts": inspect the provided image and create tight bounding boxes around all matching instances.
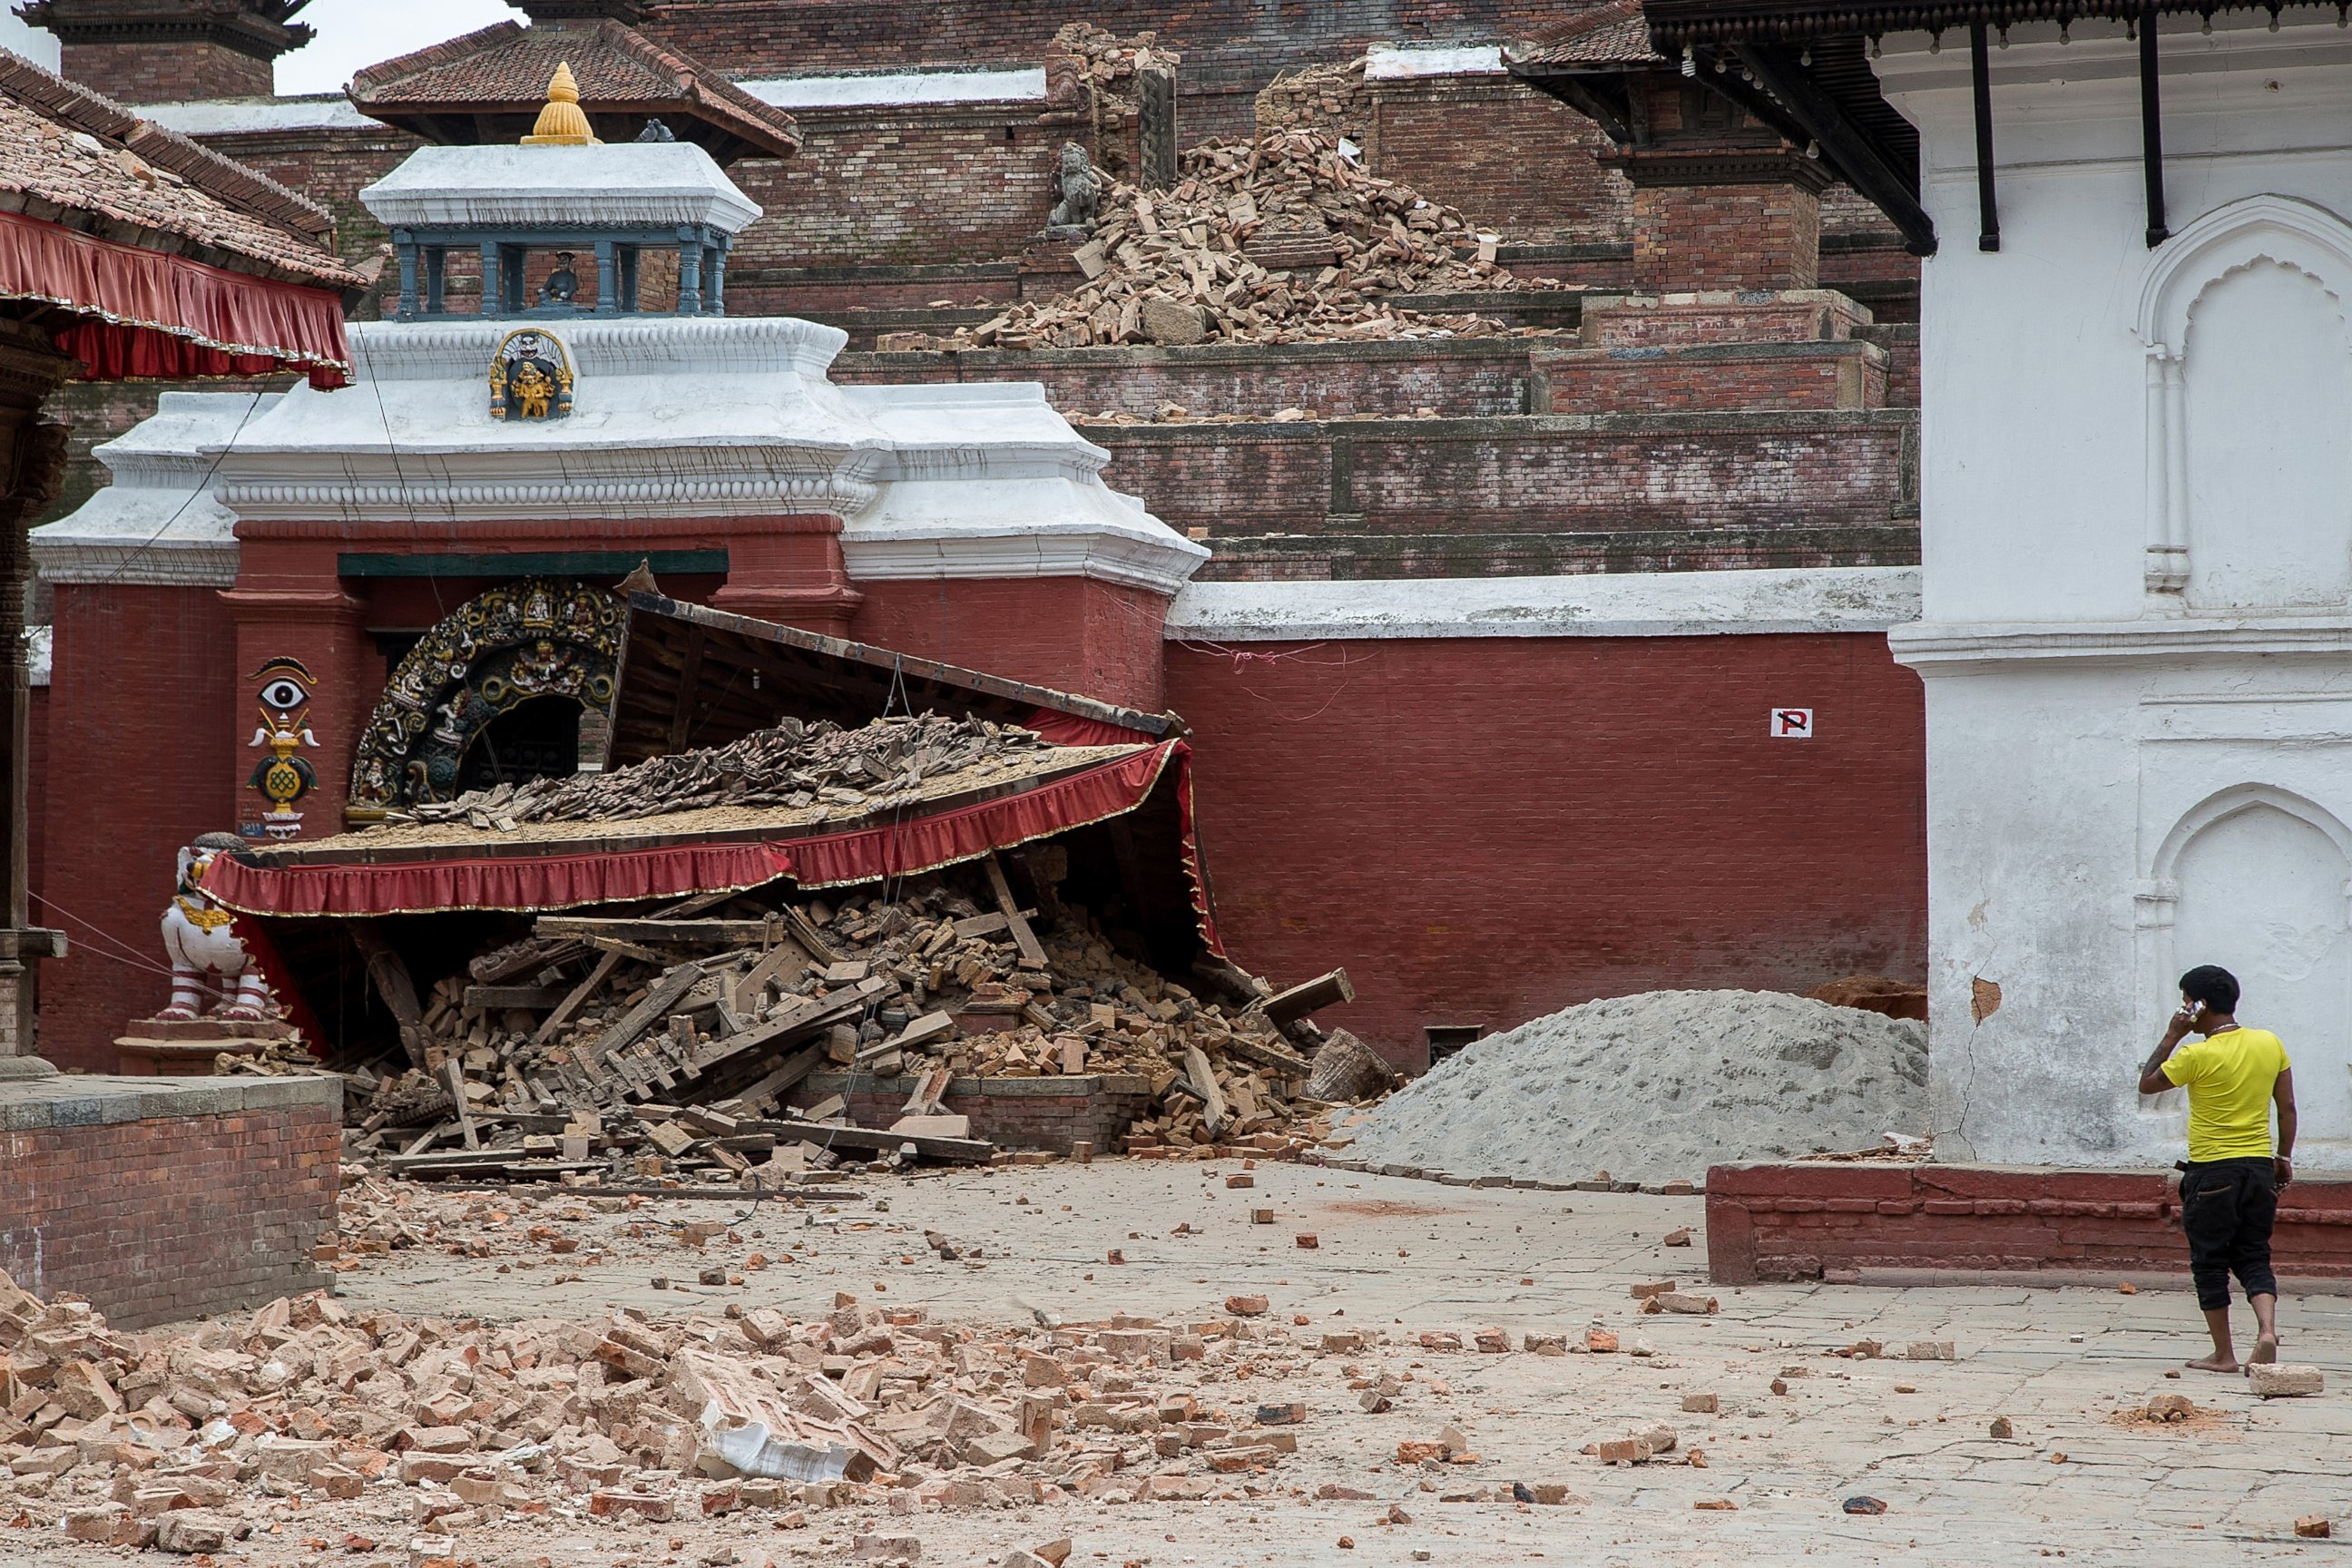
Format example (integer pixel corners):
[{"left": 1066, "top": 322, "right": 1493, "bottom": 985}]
[{"left": 2180, "top": 1157, "right": 2278, "bottom": 1311}]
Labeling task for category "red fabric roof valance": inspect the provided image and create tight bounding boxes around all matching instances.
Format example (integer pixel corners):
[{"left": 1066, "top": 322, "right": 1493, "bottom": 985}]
[
  {"left": 202, "top": 741, "right": 1222, "bottom": 952},
  {"left": 0, "top": 210, "right": 351, "bottom": 388}
]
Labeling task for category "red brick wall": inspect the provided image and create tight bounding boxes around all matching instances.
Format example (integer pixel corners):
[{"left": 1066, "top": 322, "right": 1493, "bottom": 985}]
[
  {"left": 40, "top": 583, "right": 242, "bottom": 1071},
  {"left": 192, "top": 124, "right": 423, "bottom": 265},
  {"left": 831, "top": 338, "right": 1535, "bottom": 420},
  {"left": 730, "top": 109, "right": 1063, "bottom": 270},
  {"left": 1093, "top": 410, "right": 1919, "bottom": 580},
  {"left": 60, "top": 40, "right": 270, "bottom": 101},
  {"left": 850, "top": 576, "right": 1171, "bottom": 712},
  {"left": 1367, "top": 76, "right": 1631, "bottom": 245},
  {"left": 1632, "top": 182, "right": 1821, "bottom": 292},
  {"left": 1706, "top": 1162, "right": 2352, "bottom": 1285},
  {"left": 0, "top": 1083, "right": 339, "bottom": 1328},
  {"left": 1534, "top": 343, "right": 1888, "bottom": 414},
  {"left": 1165, "top": 632, "right": 1926, "bottom": 1065}
]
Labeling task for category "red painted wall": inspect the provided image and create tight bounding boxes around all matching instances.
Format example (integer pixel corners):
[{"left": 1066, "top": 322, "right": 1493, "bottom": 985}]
[
  {"left": 40, "top": 583, "right": 242, "bottom": 1071},
  {"left": 850, "top": 576, "right": 1172, "bottom": 714},
  {"left": 1163, "top": 632, "right": 1926, "bottom": 1065}
]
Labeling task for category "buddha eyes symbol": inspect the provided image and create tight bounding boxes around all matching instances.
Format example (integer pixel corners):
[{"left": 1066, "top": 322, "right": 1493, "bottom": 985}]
[{"left": 260, "top": 677, "right": 309, "bottom": 710}]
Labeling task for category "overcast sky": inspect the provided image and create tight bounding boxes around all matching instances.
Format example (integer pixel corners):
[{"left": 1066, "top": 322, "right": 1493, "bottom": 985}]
[{"left": 0, "top": 0, "right": 523, "bottom": 97}]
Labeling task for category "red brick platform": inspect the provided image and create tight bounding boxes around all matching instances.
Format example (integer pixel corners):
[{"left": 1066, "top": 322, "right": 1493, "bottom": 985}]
[
  {"left": 0, "top": 1072, "right": 340, "bottom": 1327},
  {"left": 1707, "top": 1161, "right": 2352, "bottom": 1287}
]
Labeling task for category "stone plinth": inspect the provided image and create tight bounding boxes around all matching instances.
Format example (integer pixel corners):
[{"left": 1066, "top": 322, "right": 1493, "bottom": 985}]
[
  {"left": 0, "top": 1073, "right": 339, "bottom": 1327},
  {"left": 789, "top": 1072, "right": 1154, "bottom": 1156},
  {"left": 1707, "top": 1161, "right": 2352, "bottom": 1289},
  {"left": 115, "top": 1015, "right": 294, "bottom": 1075}
]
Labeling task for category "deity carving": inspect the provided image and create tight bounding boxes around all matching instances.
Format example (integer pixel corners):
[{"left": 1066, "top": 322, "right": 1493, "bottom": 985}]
[
  {"left": 488, "top": 328, "right": 574, "bottom": 421},
  {"left": 1048, "top": 142, "right": 1101, "bottom": 229},
  {"left": 159, "top": 834, "right": 277, "bottom": 1022}
]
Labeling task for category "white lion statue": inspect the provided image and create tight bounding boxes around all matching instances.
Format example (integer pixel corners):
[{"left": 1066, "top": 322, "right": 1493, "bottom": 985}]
[{"left": 159, "top": 832, "right": 276, "bottom": 1022}]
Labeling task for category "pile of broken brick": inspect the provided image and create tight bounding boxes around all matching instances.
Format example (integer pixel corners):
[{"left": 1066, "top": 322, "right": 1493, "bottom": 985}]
[
  {"left": 904, "top": 132, "right": 1538, "bottom": 352},
  {"left": 0, "top": 1275, "right": 1366, "bottom": 1555},
  {"left": 347, "top": 845, "right": 1392, "bottom": 1183}
]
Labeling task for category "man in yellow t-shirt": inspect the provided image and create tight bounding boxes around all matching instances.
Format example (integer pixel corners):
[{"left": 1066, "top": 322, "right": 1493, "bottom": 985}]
[{"left": 2138, "top": 964, "right": 2298, "bottom": 1374}]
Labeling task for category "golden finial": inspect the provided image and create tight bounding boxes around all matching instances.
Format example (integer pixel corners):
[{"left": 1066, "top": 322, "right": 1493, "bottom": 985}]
[{"left": 522, "top": 63, "right": 600, "bottom": 145}]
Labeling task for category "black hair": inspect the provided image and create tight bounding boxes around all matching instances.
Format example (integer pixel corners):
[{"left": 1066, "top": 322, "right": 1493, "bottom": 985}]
[{"left": 2180, "top": 965, "right": 2241, "bottom": 1014}]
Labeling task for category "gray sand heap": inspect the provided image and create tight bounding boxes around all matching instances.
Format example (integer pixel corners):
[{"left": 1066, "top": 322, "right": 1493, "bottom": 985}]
[{"left": 1345, "top": 988, "right": 1928, "bottom": 1186}]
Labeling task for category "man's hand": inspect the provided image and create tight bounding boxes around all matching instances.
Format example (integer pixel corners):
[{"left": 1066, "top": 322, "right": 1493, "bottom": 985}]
[
  {"left": 2164, "top": 1003, "right": 2201, "bottom": 1044},
  {"left": 2277, "top": 1155, "right": 2294, "bottom": 1189}
]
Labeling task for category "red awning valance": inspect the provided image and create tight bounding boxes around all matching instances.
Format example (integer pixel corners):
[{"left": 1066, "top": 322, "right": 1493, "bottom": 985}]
[
  {"left": 0, "top": 210, "right": 351, "bottom": 388},
  {"left": 201, "top": 741, "right": 1222, "bottom": 951}
]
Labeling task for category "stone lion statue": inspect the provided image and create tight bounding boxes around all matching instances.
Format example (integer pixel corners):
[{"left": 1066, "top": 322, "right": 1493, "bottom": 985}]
[
  {"left": 1048, "top": 142, "right": 1101, "bottom": 229},
  {"left": 159, "top": 832, "right": 277, "bottom": 1022}
]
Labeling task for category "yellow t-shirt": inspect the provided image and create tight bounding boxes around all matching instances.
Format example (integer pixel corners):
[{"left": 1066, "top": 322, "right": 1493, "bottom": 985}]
[{"left": 2161, "top": 1027, "right": 2291, "bottom": 1162}]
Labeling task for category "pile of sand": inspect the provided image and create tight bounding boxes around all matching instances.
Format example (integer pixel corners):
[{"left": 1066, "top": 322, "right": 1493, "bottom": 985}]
[{"left": 1344, "top": 989, "right": 1928, "bottom": 1186}]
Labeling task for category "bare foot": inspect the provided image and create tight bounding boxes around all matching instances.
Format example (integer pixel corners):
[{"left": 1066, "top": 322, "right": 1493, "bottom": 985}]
[
  {"left": 2188, "top": 1351, "right": 2240, "bottom": 1374},
  {"left": 2250, "top": 1335, "right": 2278, "bottom": 1365}
]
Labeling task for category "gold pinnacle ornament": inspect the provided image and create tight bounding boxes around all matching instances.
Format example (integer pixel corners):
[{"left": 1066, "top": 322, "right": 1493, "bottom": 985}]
[{"left": 523, "top": 63, "right": 600, "bottom": 145}]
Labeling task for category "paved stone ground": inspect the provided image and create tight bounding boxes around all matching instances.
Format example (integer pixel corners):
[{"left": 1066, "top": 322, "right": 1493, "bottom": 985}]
[{"left": 20, "top": 1158, "right": 2352, "bottom": 1566}]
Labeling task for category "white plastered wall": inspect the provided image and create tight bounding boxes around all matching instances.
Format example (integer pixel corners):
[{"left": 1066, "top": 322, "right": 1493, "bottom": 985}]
[{"left": 1882, "top": 19, "right": 2352, "bottom": 1166}]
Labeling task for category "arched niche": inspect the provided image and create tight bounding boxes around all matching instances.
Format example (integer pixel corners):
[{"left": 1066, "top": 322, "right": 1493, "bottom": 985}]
[
  {"left": 2132, "top": 195, "right": 2352, "bottom": 612},
  {"left": 348, "top": 578, "right": 624, "bottom": 818},
  {"left": 2138, "top": 785, "right": 2352, "bottom": 1151}
]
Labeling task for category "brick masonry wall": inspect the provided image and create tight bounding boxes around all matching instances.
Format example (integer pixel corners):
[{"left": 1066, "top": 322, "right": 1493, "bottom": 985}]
[
  {"left": 1534, "top": 342, "right": 1888, "bottom": 414},
  {"left": 789, "top": 1072, "right": 1155, "bottom": 1154},
  {"left": 1165, "top": 632, "right": 1927, "bottom": 1066},
  {"left": 62, "top": 41, "right": 270, "bottom": 101},
  {"left": 1633, "top": 182, "right": 1821, "bottom": 293},
  {"left": 38, "top": 583, "right": 242, "bottom": 1072},
  {"left": 849, "top": 575, "right": 1171, "bottom": 713},
  {"left": 1090, "top": 410, "right": 1919, "bottom": 580},
  {"left": 1367, "top": 77, "right": 1631, "bottom": 246},
  {"left": 190, "top": 125, "right": 423, "bottom": 267},
  {"left": 831, "top": 338, "right": 1537, "bottom": 420},
  {"left": 0, "top": 1075, "right": 339, "bottom": 1328},
  {"left": 730, "top": 108, "right": 1060, "bottom": 270},
  {"left": 1705, "top": 1161, "right": 2352, "bottom": 1285}
]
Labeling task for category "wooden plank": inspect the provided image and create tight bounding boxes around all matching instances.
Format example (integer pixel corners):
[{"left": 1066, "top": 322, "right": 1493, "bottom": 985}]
[
  {"left": 778, "top": 906, "right": 839, "bottom": 966},
  {"left": 534, "top": 948, "right": 625, "bottom": 1047},
  {"left": 590, "top": 963, "right": 705, "bottom": 1065},
  {"left": 983, "top": 852, "right": 1048, "bottom": 968},
  {"left": 730, "top": 937, "right": 813, "bottom": 1014},
  {"left": 402, "top": 1119, "right": 454, "bottom": 1156},
  {"left": 350, "top": 922, "right": 431, "bottom": 1070},
  {"left": 539, "top": 916, "right": 778, "bottom": 944},
  {"left": 1214, "top": 1032, "right": 1311, "bottom": 1076},
  {"left": 883, "top": 1009, "right": 956, "bottom": 1054},
  {"left": 666, "top": 626, "right": 708, "bottom": 752},
  {"left": 951, "top": 912, "right": 1011, "bottom": 940},
  {"left": 729, "top": 1045, "right": 826, "bottom": 1114},
  {"left": 1259, "top": 967, "right": 1355, "bottom": 1026},
  {"left": 465, "top": 984, "right": 567, "bottom": 1011},
  {"left": 1184, "top": 1044, "right": 1229, "bottom": 1136},
  {"left": 586, "top": 936, "right": 666, "bottom": 964},
  {"left": 701, "top": 978, "right": 889, "bottom": 1074},
  {"left": 741, "top": 1118, "right": 996, "bottom": 1163},
  {"left": 437, "top": 1059, "right": 479, "bottom": 1150}
]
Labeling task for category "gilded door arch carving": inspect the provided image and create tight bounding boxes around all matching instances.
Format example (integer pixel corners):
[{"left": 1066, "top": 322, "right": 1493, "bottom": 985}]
[{"left": 348, "top": 578, "right": 623, "bottom": 817}]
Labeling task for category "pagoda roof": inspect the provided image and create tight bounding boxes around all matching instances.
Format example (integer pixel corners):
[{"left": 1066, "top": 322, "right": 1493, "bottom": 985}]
[
  {"left": 348, "top": 18, "right": 799, "bottom": 165},
  {"left": 0, "top": 49, "right": 359, "bottom": 288},
  {"left": 1507, "top": 1, "right": 1668, "bottom": 71}
]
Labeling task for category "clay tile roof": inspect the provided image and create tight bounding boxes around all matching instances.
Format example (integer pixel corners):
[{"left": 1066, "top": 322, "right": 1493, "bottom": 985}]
[
  {"left": 349, "top": 19, "right": 799, "bottom": 162},
  {"left": 0, "top": 49, "right": 361, "bottom": 288},
  {"left": 1508, "top": 1, "right": 1668, "bottom": 68}
]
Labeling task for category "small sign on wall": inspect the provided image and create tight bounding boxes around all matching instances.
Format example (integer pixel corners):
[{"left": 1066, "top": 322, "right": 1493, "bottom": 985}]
[{"left": 1769, "top": 707, "right": 1815, "bottom": 739}]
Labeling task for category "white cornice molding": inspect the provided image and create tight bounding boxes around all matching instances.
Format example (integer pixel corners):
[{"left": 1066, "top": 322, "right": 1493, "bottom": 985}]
[
  {"left": 1168, "top": 566, "right": 1920, "bottom": 642},
  {"left": 1891, "top": 614, "right": 2352, "bottom": 671}
]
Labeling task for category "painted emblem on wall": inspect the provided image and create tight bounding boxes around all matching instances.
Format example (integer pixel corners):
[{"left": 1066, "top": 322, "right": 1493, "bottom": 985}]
[
  {"left": 348, "top": 578, "right": 624, "bottom": 818},
  {"left": 160, "top": 832, "right": 279, "bottom": 1021},
  {"left": 488, "top": 328, "right": 574, "bottom": 420},
  {"left": 247, "top": 657, "right": 320, "bottom": 839}
]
